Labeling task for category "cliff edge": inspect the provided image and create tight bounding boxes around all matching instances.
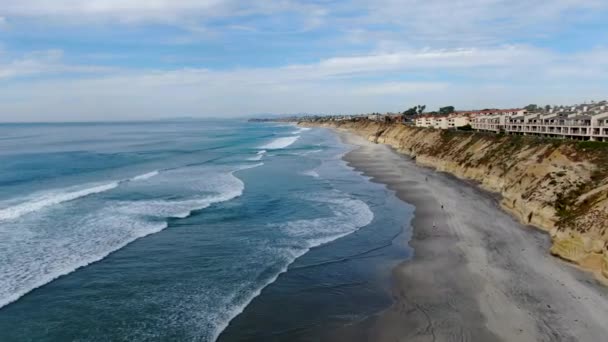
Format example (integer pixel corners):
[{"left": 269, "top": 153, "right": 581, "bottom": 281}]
[{"left": 300, "top": 120, "right": 608, "bottom": 282}]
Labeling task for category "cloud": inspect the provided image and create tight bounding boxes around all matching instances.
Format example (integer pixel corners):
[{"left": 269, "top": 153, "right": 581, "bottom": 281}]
[
  {"left": 0, "top": 45, "right": 606, "bottom": 121},
  {"left": 0, "top": 50, "right": 117, "bottom": 79},
  {"left": 347, "top": 0, "right": 608, "bottom": 46},
  {"left": 0, "top": 0, "right": 327, "bottom": 30},
  {"left": 0, "top": 1, "right": 606, "bottom": 121},
  {"left": 0, "top": 45, "right": 548, "bottom": 81},
  {"left": 3, "top": 1, "right": 604, "bottom": 45},
  {"left": 351, "top": 82, "right": 448, "bottom": 95}
]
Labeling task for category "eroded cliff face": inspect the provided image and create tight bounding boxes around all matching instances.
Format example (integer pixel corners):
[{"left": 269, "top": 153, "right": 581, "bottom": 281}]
[{"left": 300, "top": 120, "right": 608, "bottom": 282}]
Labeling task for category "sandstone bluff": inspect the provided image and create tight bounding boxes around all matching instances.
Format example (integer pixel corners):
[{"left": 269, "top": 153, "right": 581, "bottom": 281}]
[{"left": 299, "top": 120, "right": 608, "bottom": 283}]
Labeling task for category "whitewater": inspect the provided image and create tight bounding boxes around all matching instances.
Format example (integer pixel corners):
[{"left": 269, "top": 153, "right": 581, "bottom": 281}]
[
  {"left": 0, "top": 170, "right": 159, "bottom": 222},
  {"left": 0, "top": 166, "right": 252, "bottom": 309},
  {"left": 0, "top": 121, "right": 405, "bottom": 342}
]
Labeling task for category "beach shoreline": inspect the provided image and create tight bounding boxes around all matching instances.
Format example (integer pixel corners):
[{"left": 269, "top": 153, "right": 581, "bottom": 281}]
[{"left": 330, "top": 128, "right": 608, "bottom": 341}]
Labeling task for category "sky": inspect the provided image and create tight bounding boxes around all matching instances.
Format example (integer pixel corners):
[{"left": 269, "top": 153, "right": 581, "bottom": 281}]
[{"left": 0, "top": 0, "right": 607, "bottom": 122}]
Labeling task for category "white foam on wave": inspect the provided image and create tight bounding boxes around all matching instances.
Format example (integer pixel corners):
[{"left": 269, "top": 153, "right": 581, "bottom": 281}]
[
  {"left": 292, "top": 149, "right": 323, "bottom": 156},
  {"left": 282, "top": 192, "right": 374, "bottom": 249},
  {"left": 131, "top": 170, "right": 160, "bottom": 181},
  {"left": 119, "top": 166, "right": 254, "bottom": 219},
  {"left": 0, "top": 217, "right": 168, "bottom": 309},
  {"left": 0, "top": 182, "right": 119, "bottom": 222},
  {"left": 0, "top": 169, "right": 162, "bottom": 223},
  {"left": 301, "top": 169, "right": 320, "bottom": 178},
  {"left": 236, "top": 162, "right": 264, "bottom": 171},
  {"left": 259, "top": 136, "right": 299, "bottom": 150},
  {"left": 208, "top": 248, "right": 309, "bottom": 342},
  {"left": 291, "top": 127, "right": 311, "bottom": 135},
  {"left": 0, "top": 164, "right": 259, "bottom": 310},
  {"left": 210, "top": 191, "right": 373, "bottom": 341},
  {"left": 247, "top": 150, "right": 266, "bottom": 161}
]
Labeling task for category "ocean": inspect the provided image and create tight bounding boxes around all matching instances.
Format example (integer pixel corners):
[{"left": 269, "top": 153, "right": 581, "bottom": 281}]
[{"left": 0, "top": 120, "right": 413, "bottom": 341}]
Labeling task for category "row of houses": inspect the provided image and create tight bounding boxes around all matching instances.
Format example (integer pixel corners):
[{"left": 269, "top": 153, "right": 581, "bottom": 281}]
[
  {"left": 489, "top": 112, "right": 608, "bottom": 141},
  {"left": 415, "top": 106, "right": 608, "bottom": 141},
  {"left": 415, "top": 109, "right": 526, "bottom": 130}
]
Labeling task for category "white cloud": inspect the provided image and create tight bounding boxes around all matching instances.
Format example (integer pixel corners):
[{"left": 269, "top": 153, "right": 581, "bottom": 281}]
[
  {"left": 0, "top": 45, "right": 606, "bottom": 121},
  {"left": 351, "top": 82, "right": 448, "bottom": 95},
  {"left": 2, "top": 1, "right": 604, "bottom": 45},
  {"left": 0, "top": 45, "right": 547, "bottom": 81},
  {"left": 0, "top": 50, "right": 116, "bottom": 79},
  {"left": 348, "top": 0, "right": 607, "bottom": 46},
  {"left": 0, "top": 0, "right": 326, "bottom": 29}
]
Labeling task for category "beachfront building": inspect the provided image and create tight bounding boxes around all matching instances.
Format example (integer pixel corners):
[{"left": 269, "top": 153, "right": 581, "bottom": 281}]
[
  {"left": 414, "top": 115, "right": 441, "bottom": 128},
  {"left": 417, "top": 115, "right": 434, "bottom": 128},
  {"left": 410, "top": 102, "right": 608, "bottom": 141},
  {"left": 414, "top": 116, "right": 425, "bottom": 127},
  {"left": 470, "top": 109, "right": 527, "bottom": 132},
  {"left": 505, "top": 111, "right": 608, "bottom": 141},
  {"left": 433, "top": 116, "right": 449, "bottom": 129},
  {"left": 367, "top": 114, "right": 382, "bottom": 121},
  {"left": 415, "top": 113, "right": 470, "bottom": 129},
  {"left": 448, "top": 114, "right": 470, "bottom": 128}
]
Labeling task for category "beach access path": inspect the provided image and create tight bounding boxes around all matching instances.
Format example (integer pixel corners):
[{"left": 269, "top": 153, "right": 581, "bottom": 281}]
[{"left": 334, "top": 129, "right": 608, "bottom": 342}]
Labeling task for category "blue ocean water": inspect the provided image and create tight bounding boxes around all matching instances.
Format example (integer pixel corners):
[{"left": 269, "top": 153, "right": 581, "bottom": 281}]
[{"left": 0, "top": 120, "right": 412, "bottom": 341}]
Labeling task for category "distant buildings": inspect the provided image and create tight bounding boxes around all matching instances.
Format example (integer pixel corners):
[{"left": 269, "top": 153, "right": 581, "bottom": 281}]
[
  {"left": 470, "top": 109, "right": 527, "bottom": 132},
  {"left": 414, "top": 110, "right": 492, "bottom": 129},
  {"left": 289, "top": 100, "right": 608, "bottom": 142},
  {"left": 411, "top": 102, "right": 608, "bottom": 141},
  {"left": 471, "top": 102, "right": 608, "bottom": 141},
  {"left": 502, "top": 112, "right": 608, "bottom": 141}
]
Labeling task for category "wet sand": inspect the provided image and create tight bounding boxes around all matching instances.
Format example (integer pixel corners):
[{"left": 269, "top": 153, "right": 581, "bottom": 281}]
[{"left": 332, "top": 129, "right": 608, "bottom": 342}]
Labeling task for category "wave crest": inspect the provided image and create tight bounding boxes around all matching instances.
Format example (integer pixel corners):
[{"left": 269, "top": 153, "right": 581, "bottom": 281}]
[
  {"left": 0, "top": 165, "right": 254, "bottom": 310},
  {"left": 0, "top": 182, "right": 119, "bottom": 222},
  {"left": 259, "top": 136, "right": 299, "bottom": 150}
]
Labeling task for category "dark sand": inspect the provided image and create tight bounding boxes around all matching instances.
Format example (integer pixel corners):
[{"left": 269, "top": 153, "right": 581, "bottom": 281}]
[{"left": 331, "top": 130, "right": 608, "bottom": 342}]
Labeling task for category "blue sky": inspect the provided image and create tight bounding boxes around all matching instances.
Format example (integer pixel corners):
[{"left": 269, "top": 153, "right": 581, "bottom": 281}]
[{"left": 0, "top": 0, "right": 607, "bottom": 121}]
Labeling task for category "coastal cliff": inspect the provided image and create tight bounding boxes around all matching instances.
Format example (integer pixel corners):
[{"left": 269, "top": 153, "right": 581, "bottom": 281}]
[{"left": 300, "top": 120, "right": 608, "bottom": 282}]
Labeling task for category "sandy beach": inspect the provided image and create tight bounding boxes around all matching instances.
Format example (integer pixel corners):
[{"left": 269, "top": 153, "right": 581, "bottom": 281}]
[{"left": 332, "top": 129, "right": 608, "bottom": 342}]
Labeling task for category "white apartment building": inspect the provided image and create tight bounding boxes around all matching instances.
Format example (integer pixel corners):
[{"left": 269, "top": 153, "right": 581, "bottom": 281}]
[
  {"left": 415, "top": 113, "right": 470, "bottom": 129},
  {"left": 433, "top": 116, "right": 449, "bottom": 129},
  {"left": 414, "top": 115, "right": 446, "bottom": 128},
  {"left": 411, "top": 104, "right": 608, "bottom": 141},
  {"left": 505, "top": 112, "right": 608, "bottom": 141},
  {"left": 415, "top": 109, "right": 524, "bottom": 131},
  {"left": 470, "top": 109, "right": 527, "bottom": 132},
  {"left": 448, "top": 115, "right": 470, "bottom": 128}
]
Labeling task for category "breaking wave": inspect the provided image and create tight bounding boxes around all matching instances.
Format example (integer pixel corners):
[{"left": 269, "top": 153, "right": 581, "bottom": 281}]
[
  {"left": 247, "top": 150, "right": 267, "bottom": 161},
  {"left": 0, "top": 182, "right": 120, "bottom": 222},
  {"left": 259, "top": 136, "right": 299, "bottom": 150},
  {"left": 209, "top": 191, "right": 373, "bottom": 341},
  {"left": 0, "top": 165, "right": 256, "bottom": 310}
]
